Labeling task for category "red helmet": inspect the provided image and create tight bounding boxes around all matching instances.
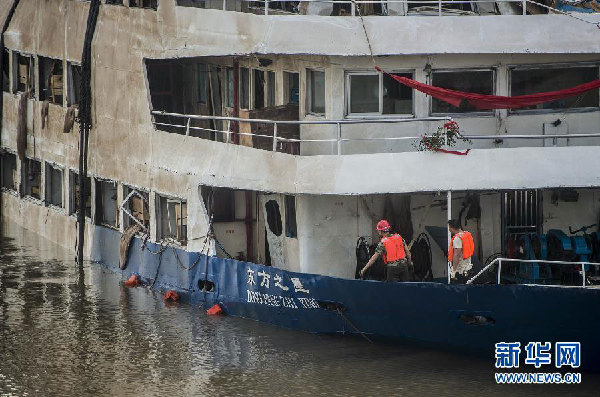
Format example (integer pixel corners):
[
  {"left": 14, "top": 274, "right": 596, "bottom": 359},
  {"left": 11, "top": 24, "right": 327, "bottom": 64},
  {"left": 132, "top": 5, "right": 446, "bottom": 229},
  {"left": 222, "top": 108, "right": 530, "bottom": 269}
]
[{"left": 376, "top": 220, "right": 391, "bottom": 231}]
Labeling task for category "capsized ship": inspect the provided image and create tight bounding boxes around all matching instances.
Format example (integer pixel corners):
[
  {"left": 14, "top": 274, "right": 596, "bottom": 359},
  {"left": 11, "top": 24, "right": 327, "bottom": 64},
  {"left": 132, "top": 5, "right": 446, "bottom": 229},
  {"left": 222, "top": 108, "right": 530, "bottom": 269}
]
[{"left": 1, "top": 0, "right": 600, "bottom": 369}]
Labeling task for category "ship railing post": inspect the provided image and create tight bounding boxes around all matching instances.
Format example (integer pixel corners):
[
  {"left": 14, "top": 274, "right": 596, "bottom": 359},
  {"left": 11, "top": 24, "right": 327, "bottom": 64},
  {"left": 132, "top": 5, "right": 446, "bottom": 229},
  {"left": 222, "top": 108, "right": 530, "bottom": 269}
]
[
  {"left": 272, "top": 122, "right": 278, "bottom": 152},
  {"left": 186, "top": 117, "right": 191, "bottom": 136},
  {"left": 438, "top": 0, "right": 442, "bottom": 17},
  {"left": 351, "top": 1, "right": 356, "bottom": 16},
  {"left": 497, "top": 259, "right": 502, "bottom": 285},
  {"left": 223, "top": 0, "right": 227, "bottom": 11},
  {"left": 265, "top": 0, "right": 269, "bottom": 15},
  {"left": 522, "top": 0, "right": 527, "bottom": 15},
  {"left": 336, "top": 122, "right": 342, "bottom": 155},
  {"left": 581, "top": 262, "right": 586, "bottom": 287}
]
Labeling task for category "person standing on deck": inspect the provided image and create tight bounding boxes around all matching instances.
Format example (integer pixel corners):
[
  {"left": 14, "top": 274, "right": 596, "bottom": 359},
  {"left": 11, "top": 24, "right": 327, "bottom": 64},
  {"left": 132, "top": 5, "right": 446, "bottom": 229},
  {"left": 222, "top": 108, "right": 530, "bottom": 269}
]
[
  {"left": 448, "top": 219, "right": 475, "bottom": 284},
  {"left": 360, "top": 220, "right": 412, "bottom": 282}
]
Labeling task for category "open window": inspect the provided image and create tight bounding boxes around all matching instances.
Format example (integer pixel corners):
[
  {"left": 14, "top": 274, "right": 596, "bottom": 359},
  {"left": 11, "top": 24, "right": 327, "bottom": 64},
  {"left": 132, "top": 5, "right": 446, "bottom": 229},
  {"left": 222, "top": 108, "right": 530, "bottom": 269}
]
[
  {"left": 1, "top": 152, "right": 17, "bottom": 192},
  {"left": 176, "top": 0, "right": 206, "bottom": 7},
  {"left": 122, "top": 186, "right": 149, "bottom": 230},
  {"left": 22, "top": 158, "right": 41, "bottom": 200},
  {"left": 267, "top": 71, "right": 276, "bottom": 107},
  {"left": 240, "top": 67, "right": 250, "bottom": 110},
  {"left": 201, "top": 186, "right": 235, "bottom": 222},
  {"left": 39, "top": 56, "right": 64, "bottom": 105},
  {"left": 346, "top": 70, "right": 413, "bottom": 116},
  {"left": 95, "top": 179, "right": 119, "bottom": 229},
  {"left": 67, "top": 62, "right": 82, "bottom": 107},
  {"left": 306, "top": 69, "right": 325, "bottom": 115},
  {"left": 156, "top": 194, "right": 187, "bottom": 244},
  {"left": 106, "top": 0, "right": 124, "bottom": 5},
  {"left": 70, "top": 171, "right": 92, "bottom": 218},
  {"left": 44, "top": 162, "right": 63, "bottom": 208},
  {"left": 253, "top": 69, "right": 265, "bottom": 110},
  {"left": 284, "top": 71, "right": 299, "bottom": 105},
  {"left": 225, "top": 67, "right": 234, "bottom": 108},
  {"left": 284, "top": 195, "right": 297, "bottom": 238},
  {"left": 13, "top": 53, "right": 34, "bottom": 95},
  {"left": 431, "top": 70, "right": 494, "bottom": 114},
  {"left": 2, "top": 49, "right": 9, "bottom": 93},
  {"left": 510, "top": 65, "right": 600, "bottom": 112},
  {"left": 198, "top": 63, "right": 208, "bottom": 104},
  {"left": 129, "top": 0, "right": 158, "bottom": 9}
]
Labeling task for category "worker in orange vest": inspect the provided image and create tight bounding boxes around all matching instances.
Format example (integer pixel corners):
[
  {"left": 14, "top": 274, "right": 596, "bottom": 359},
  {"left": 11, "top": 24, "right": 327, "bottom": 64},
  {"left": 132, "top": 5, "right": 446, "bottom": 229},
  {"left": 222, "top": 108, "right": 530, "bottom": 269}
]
[
  {"left": 360, "top": 220, "right": 412, "bottom": 282},
  {"left": 448, "top": 219, "right": 475, "bottom": 283}
]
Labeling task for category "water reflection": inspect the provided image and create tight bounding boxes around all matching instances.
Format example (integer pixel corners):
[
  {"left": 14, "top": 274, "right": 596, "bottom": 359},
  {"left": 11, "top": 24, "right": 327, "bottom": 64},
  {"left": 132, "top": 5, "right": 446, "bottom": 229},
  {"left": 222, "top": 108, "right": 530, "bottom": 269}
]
[{"left": 0, "top": 221, "right": 599, "bottom": 396}]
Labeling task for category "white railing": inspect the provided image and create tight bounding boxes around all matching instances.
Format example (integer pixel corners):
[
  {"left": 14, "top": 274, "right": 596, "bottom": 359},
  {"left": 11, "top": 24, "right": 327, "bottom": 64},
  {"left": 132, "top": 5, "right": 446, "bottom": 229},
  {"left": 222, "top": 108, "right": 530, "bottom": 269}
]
[
  {"left": 150, "top": 110, "right": 600, "bottom": 155},
  {"left": 466, "top": 257, "right": 600, "bottom": 287}
]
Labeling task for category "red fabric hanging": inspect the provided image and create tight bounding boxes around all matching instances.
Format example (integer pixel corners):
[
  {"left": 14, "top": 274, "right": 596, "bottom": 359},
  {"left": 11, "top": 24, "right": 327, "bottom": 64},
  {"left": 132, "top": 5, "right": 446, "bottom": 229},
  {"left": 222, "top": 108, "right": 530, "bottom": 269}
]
[{"left": 375, "top": 66, "right": 600, "bottom": 110}]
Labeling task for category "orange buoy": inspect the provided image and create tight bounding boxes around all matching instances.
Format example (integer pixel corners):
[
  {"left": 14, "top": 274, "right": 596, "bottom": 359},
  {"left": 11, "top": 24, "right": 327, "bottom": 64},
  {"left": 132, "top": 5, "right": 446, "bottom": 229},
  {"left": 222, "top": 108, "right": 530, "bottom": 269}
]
[
  {"left": 124, "top": 274, "right": 140, "bottom": 287},
  {"left": 164, "top": 290, "right": 180, "bottom": 302},
  {"left": 206, "top": 304, "right": 224, "bottom": 315}
]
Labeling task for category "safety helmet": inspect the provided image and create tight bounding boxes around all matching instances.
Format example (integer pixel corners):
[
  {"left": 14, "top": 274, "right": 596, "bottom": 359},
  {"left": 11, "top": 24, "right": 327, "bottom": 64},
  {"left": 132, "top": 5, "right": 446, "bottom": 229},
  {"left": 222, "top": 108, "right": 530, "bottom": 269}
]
[{"left": 376, "top": 220, "right": 391, "bottom": 231}]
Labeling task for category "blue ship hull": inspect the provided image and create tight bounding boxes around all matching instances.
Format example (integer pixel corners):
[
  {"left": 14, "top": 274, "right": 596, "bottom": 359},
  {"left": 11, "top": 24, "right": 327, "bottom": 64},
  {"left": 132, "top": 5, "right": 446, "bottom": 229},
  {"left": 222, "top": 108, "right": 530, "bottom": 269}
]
[{"left": 92, "top": 226, "right": 600, "bottom": 370}]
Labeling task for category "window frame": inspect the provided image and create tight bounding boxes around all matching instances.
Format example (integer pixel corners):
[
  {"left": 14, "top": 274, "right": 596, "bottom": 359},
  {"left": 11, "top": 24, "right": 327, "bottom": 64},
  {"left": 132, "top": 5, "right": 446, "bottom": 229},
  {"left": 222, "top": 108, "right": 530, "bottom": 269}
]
[
  {"left": 429, "top": 68, "right": 496, "bottom": 117},
  {"left": 44, "top": 161, "right": 65, "bottom": 209},
  {"left": 306, "top": 68, "right": 326, "bottom": 116},
  {"left": 0, "top": 150, "right": 18, "bottom": 193},
  {"left": 507, "top": 62, "right": 600, "bottom": 115},
  {"left": 22, "top": 157, "right": 43, "bottom": 201},
  {"left": 345, "top": 69, "right": 415, "bottom": 118},
  {"left": 155, "top": 192, "right": 188, "bottom": 245}
]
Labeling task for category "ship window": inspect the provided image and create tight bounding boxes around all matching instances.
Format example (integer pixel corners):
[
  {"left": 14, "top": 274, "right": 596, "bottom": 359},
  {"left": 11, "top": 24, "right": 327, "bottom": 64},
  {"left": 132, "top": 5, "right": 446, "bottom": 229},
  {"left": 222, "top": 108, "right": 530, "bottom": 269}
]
[
  {"left": 201, "top": 186, "right": 235, "bottom": 222},
  {"left": 96, "top": 179, "right": 119, "bottom": 229},
  {"left": 253, "top": 69, "right": 265, "bottom": 109},
  {"left": 267, "top": 71, "right": 276, "bottom": 107},
  {"left": 284, "top": 71, "right": 299, "bottom": 105},
  {"left": 122, "top": 186, "right": 149, "bottom": 229},
  {"left": 284, "top": 195, "right": 297, "bottom": 238},
  {"left": 265, "top": 200, "right": 282, "bottom": 237},
  {"left": 44, "top": 163, "right": 64, "bottom": 208},
  {"left": 13, "top": 53, "right": 34, "bottom": 96},
  {"left": 1, "top": 152, "right": 17, "bottom": 191},
  {"left": 240, "top": 67, "right": 250, "bottom": 109},
  {"left": 129, "top": 0, "right": 158, "bottom": 9},
  {"left": 176, "top": 0, "right": 206, "bottom": 7},
  {"left": 67, "top": 63, "right": 82, "bottom": 107},
  {"left": 70, "top": 171, "right": 92, "bottom": 218},
  {"left": 431, "top": 70, "right": 494, "bottom": 114},
  {"left": 307, "top": 69, "right": 325, "bottom": 115},
  {"left": 2, "top": 49, "right": 9, "bottom": 93},
  {"left": 225, "top": 67, "right": 234, "bottom": 108},
  {"left": 347, "top": 71, "right": 413, "bottom": 116},
  {"left": 106, "top": 0, "right": 124, "bottom": 5},
  {"left": 22, "top": 158, "right": 42, "bottom": 200},
  {"left": 156, "top": 194, "right": 187, "bottom": 244},
  {"left": 510, "top": 66, "right": 599, "bottom": 111},
  {"left": 39, "top": 56, "right": 64, "bottom": 105},
  {"left": 198, "top": 63, "right": 207, "bottom": 104}
]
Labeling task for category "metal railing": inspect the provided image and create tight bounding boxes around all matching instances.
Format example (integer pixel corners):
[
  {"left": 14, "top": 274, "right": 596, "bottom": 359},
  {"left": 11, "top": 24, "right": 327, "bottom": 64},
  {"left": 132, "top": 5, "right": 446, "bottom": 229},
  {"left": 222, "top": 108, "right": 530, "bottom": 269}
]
[
  {"left": 188, "top": 0, "right": 600, "bottom": 18},
  {"left": 150, "top": 110, "right": 600, "bottom": 155},
  {"left": 466, "top": 257, "right": 600, "bottom": 287}
]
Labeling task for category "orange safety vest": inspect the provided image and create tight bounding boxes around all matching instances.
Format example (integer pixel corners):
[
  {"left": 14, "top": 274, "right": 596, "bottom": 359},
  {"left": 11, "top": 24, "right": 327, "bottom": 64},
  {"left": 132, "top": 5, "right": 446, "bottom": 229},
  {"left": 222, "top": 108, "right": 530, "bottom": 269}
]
[
  {"left": 381, "top": 234, "right": 406, "bottom": 264},
  {"left": 448, "top": 231, "right": 474, "bottom": 262}
]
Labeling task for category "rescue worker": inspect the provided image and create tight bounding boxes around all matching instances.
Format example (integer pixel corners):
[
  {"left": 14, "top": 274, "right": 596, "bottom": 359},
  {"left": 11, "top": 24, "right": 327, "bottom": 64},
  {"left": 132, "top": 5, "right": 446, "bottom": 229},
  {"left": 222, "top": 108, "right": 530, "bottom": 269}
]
[
  {"left": 448, "top": 219, "right": 474, "bottom": 284},
  {"left": 360, "top": 220, "right": 412, "bottom": 282}
]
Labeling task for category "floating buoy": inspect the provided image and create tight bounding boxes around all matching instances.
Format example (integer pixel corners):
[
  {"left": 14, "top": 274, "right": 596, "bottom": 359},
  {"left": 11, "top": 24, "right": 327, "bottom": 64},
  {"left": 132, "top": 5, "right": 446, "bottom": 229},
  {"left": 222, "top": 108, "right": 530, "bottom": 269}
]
[
  {"left": 124, "top": 274, "right": 140, "bottom": 287},
  {"left": 164, "top": 290, "right": 180, "bottom": 302},
  {"left": 206, "top": 303, "right": 224, "bottom": 315}
]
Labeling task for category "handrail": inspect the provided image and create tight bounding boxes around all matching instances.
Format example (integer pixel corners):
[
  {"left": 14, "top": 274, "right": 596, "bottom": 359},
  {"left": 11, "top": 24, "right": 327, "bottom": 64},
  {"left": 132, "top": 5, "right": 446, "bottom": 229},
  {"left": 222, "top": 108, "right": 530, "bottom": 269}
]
[{"left": 466, "top": 257, "right": 600, "bottom": 287}]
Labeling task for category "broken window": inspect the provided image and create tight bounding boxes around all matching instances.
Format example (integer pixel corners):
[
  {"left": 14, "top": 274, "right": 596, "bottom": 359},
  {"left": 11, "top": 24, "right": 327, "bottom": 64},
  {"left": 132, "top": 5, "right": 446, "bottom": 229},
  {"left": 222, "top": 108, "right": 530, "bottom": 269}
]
[
  {"left": 95, "top": 179, "right": 119, "bottom": 228},
  {"left": 240, "top": 67, "right": 250, "bottom": 109},
  {"left": 284, "top": 71, "right": 299, "bottom": 104},
  {"left": 201, "top": 186, "right": 235, "bottom": 222},
  {"left": 39, "top": 56, "right": 64, "bottom": 105},
  {"left": 253, "top": 69, "right": 265, "bottom": 109},
  {"left": 13, "top": 53, "right": 34, "bottom": 95},
  {"left": 122, "top": 186, "right": 149, "bottom": 229},
  {"left": 70, "top": 171, "right": 92, "bottom": 218},
  {"left": 307, "top": 69, "right": 325, "bottom": 115},
  {"left": 67, "top": 63, "right": 82, "bottom": 107},
  {"left": 129, "top": 0, "right": 158, "bottom": 9},
  {"left": 22, "top": 158, "right": 41, "bottom": 200},
  {"left": 1, "top": 152, "right": 17, "bottom": 191},
  {"left": 225, "top": 67, "right": 234, "bottom": 108},
  {"left": 284, "top": 195, "right": 297, "bottom": 238},
  {"left": 347, "top": 71, "right": 413, "bottom": 115},
  {"left": 265, "top": 200, "right": 282, "bottom": 236},
  {"left": 431, "top": 70, "right": 494, "bottom": 114},
  {"left": 156, "top": 194, "right": 187, "bottom": 244},
  {"left": 2, "top": 49, "right": 9, "bottom": 93},
  {"left": 44, "top": 163, "right": 63, "bottom": 208},
  {"left": 510, "top": 66, "right": 599, "bottom": 111},
  {"left": 198, "top": 63, "right": 207, "bottom": 104},
  {"left": 267, "top": 71, "right": 276, "bottom": 107}
]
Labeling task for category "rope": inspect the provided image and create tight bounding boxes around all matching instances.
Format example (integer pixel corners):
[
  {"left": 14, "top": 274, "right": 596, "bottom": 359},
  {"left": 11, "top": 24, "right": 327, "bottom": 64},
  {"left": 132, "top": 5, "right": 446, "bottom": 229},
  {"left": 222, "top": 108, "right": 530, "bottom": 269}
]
[
  {"left": 336, "top": 308, "right": 373, "bottom": 343},
  {"left": 352, "top": 0, "right": 377, "bottom": 66}
]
